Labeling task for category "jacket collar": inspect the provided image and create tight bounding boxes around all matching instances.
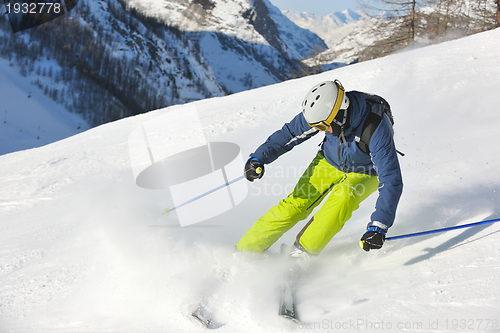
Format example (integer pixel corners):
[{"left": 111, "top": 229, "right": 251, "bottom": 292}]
[{"left": 342, "top": 91, "right": 369, "bottom": 137}]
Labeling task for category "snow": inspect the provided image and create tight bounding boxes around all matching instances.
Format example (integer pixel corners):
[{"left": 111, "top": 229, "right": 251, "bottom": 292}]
[
  {"left": 196, "top": 31, "right": 280, "bottom": 93},
  {"left": 0, "top": 58, "right": 89, "bottom": 156},
  {"left": 1, "top": 28, "right": 500, "bottom": 332}
]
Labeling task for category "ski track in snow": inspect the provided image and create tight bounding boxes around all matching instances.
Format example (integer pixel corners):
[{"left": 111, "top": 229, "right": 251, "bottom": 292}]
[{"left": 1, "top": 29, "right": 500, "bottom": 332}]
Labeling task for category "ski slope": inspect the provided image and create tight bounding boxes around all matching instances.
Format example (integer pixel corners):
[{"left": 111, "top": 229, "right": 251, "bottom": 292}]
[{"left": 1, "top": 28, "right": 500, "bottom": 332}]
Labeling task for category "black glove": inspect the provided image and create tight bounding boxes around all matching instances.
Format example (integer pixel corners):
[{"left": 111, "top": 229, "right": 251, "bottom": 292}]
[
  {"left": 244, "top": 158, "right": 264, "bottom": 182},
  {"left": 360, "top": 226, "right": 386, "bottom": 252}
]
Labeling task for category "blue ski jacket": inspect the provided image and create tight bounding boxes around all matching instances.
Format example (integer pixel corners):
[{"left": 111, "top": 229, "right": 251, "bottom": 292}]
[{"left": 250, "top": 91, "right": 403, "bottom": 230}]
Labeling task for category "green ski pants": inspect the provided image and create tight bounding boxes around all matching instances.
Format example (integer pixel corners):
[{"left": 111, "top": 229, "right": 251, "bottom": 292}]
[{"left": 236, "top": 152, "right": 379, "bottom": 255}]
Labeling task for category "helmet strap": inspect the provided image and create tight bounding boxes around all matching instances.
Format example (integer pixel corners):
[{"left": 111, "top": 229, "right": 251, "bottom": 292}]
[
  {"left": 332, "top": 109, "right": 348, "bottom": 128},
  {"left": 330, "top": 122, "right": 342, "bottom": 136}
]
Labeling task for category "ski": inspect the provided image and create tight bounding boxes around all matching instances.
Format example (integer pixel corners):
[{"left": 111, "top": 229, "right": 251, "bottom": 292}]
[
  {"left": 278, "top": 243, "right": 306, "bottom": 324},
  {"left": 191, "top": 306, "right": 225, "bottom": 329},
  {"left": 189, "top": 265, "right": 229, "bottom": 329},
  {"left": 278, "top": 280, "right": 300, "bottom": 324}
]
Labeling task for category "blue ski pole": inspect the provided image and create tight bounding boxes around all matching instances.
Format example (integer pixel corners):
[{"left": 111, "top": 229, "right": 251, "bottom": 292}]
[
  {"left": 163, "top": 175, "right": 245, "bottom": 216},
  {"left": 386, "top": 217, "right": 500, "bottom": 241}
]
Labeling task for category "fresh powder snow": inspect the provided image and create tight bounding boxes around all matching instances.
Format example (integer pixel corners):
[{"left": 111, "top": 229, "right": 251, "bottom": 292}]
[{"left": 1, "top": 28, "right": 500, "bottom": 332}]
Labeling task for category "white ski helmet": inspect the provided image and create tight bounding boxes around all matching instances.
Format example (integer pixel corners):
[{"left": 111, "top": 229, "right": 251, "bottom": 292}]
[{"left": 302, "top": 80, "right": 350, "bottom": 131}]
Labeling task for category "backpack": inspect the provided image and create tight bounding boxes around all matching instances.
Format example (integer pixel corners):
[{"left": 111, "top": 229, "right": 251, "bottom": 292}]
[{"left": 355, "top": 92, "right": 403, "bottom": 156}]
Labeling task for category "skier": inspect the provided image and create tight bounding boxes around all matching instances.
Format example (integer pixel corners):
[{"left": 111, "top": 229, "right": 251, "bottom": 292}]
[{"left": 236, "top": 80, "right": 403, "bottom": 256}]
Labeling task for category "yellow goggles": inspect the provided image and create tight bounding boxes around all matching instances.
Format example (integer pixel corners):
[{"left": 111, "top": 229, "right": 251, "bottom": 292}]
[{"left": 311, "top": 121, "right": 330, "bottom": 132}]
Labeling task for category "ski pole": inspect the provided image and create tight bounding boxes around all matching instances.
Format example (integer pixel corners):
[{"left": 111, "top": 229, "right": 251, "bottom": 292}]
[
  {"left": 163, "top": 175, "right": 245, "bottom": 216},
  {"left": 386, "top": 217, "right": 500, "bottom": 241}
]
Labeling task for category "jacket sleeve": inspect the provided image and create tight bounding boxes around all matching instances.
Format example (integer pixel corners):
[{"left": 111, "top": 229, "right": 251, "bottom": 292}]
[
  {"left": 367, "top": 115, "right": 403, "bottom": 230},
  {"left": 250, "top": 113, "right": 319, "bottom": 164}
]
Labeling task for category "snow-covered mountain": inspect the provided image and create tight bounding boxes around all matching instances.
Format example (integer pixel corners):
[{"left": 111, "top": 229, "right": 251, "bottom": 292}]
[
  {"left": 302, "top": 2, "right": 498, "bottom": 68},
  {"left": 125, "top": 0, "right": 327, "bottom": 91},
  {"left": 1, "top": 27, "right": 500, "bottom": 332},
  {"left": 282, "top": 9, "right": 372, "bottom": 48},
  {"left": 0, "top": 0, "right": 326, "bottom": 127},
  {"left": 125, "top": 0, "right": 325, "bottom": 62},
  {"left": 0, "top": 58, "right": 89, "bottom": 155}
]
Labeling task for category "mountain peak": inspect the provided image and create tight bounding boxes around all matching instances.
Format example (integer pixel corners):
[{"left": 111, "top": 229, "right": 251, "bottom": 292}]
[
  {"left": 283, "top": 8, "right": 369, "bottom": 47},
  {"left": 341, "top": 8, "right": 362, "bottom": 21},
  {"left": 326, "top": 9, "right": 363, "bottom": 25}
]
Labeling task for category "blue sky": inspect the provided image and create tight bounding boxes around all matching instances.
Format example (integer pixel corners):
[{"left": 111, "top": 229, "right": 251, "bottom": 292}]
[{"left": 268, "top": 0, "right": 359, "bottom": 16}]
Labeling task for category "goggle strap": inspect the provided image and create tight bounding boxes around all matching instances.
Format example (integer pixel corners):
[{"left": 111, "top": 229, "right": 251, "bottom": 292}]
[{"left": 324, "top": 81, "right": 345, "bottom": 126}]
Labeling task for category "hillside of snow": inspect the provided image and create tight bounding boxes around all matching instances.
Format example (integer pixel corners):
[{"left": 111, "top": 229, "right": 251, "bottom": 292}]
[
  {"left": 0, "top": 58, "right": 88, "bottom": 156},
  {"left": 123, "top": 0, "right": 326, "bottom": 90},
  {"left": 1, "top": 28, "right": 500, "bottom": 332},
  {"left": 126, "top": 0, "right": 325, "bottom": 61}
]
